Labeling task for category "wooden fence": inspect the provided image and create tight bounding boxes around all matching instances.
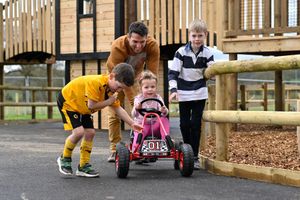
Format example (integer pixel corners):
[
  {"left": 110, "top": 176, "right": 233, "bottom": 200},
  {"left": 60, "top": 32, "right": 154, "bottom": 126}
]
[
  {"left": 239, "top": 83, "right": 300, "bottom": 111},
  {"left": 203, "top": 54, "right": 300, "bottom": 161},
  {"left": 0, "top": 85, "right": 61, "bottom": 120}
]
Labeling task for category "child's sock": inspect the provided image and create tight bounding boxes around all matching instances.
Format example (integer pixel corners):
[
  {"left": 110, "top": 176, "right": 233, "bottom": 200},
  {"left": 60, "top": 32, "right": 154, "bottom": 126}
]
[
  {"left": 63, "top": 138, "right": 76, "bottom": 158},
  {"left": 79, "top": 139, "right": 93, "bottom": 168}
]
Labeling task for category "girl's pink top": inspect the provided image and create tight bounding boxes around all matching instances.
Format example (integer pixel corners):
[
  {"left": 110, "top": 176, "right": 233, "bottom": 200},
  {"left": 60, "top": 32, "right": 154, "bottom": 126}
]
[{"left": 131, "top": 93, "right": 166, "bottom": 124}]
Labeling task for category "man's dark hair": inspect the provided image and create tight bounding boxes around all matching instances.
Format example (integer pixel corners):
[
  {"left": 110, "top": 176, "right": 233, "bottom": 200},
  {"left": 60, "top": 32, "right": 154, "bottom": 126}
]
[
  {"left": 128, "top": 21, "right": 148, "bottom": 37},
  {"left": 112, "top": 63, "right": 135, "bottom": 87}
]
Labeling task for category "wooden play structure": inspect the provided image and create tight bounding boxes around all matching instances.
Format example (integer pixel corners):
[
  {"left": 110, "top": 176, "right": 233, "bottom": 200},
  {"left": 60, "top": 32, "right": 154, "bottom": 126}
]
[{"left": 0, "top": 0, "right": 300, "bottom": 127}]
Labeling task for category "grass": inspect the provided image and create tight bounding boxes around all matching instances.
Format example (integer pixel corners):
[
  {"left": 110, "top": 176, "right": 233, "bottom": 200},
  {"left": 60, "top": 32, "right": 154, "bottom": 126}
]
[{"left": 4, "top": 107, "right": 61, "bottom": 120}]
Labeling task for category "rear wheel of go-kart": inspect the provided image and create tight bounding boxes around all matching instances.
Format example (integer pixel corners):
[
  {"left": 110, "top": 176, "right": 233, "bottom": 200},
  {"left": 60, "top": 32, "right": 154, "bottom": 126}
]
[
  {"left": 178, "top": 143, "right": 194, "bottom": 177},
  {"left": 115, "top": 143, "right": 130, "bottom": 178}
]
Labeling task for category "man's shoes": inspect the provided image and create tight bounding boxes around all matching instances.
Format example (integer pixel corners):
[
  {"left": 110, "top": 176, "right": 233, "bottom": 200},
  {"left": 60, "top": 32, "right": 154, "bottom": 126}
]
[
  {"left": 76, "top": 163, "right": 99, "bottom": 178},
  {"left": 107, "top": 152, "right": 116, "bottom": 162},
  {"left": 194, "top": 159, "right": 200, "bottom": 170},
  {"left": 57, "top": 156, "right": 73, "bottom": 176}
]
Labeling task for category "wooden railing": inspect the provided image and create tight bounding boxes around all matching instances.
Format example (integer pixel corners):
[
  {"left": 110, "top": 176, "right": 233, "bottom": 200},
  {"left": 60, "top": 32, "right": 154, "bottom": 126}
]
[
  {"left": 136, "top": 0, "right": 300, "bottom": 48},
  {"left": 0, "top": 0, "right": 55, "bottom": 62},
  {"left": 239, "top": 83, "right": 300, "bottom": 111},
  {"left": 137, "top": 0, "right": 206, "bottom": 46},
  {"left": 0, "top": 85, "right": 61, "bottom": 120},
  {"left": 225, "top": 0, "right": 300, "bottom": 38}
]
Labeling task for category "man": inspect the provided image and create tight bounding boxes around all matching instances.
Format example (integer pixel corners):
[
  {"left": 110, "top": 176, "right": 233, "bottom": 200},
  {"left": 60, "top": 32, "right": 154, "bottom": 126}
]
[{"left": 106, "top": 21, "right": 160, "bottom": 162}]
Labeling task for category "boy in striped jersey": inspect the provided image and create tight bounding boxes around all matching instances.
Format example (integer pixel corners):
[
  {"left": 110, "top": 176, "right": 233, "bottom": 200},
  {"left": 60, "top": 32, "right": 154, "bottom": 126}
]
[{"left": 168, "top": 19, "right": 214, "bottom": 170}]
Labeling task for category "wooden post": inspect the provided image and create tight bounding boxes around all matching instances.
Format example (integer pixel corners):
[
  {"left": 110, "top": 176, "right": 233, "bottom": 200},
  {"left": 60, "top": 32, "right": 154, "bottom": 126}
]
[
  {"left": 282, "top": 83, "right": 286, "bottom": 111},
  {"left": 286, "top": 87, "right": 290, "bottom": 111},
  {"left": 125, "top": 0, "right": 137, "bottom": 33},
  {"left": 240, "top": 85, "right": 246, "bottom": 110},
  {"left": 0, "top": 63, "right": 3, "bottom": 120},
  {"left": 208, "top": 84, "right": 215, "bottom": 136},
  {"left": 227, "top": 54, "right": 237, "bottom": 131},
  {"left": 32, "top": 90, "right": 36, "bottom": 120},
  {"left": 47, "top": 64, "right": 53, "bottom": 119},
  {"left": 200, "top": 103, "right": 207, "bottom": 152},
  {"left": 262, "top": 83, "right": 268, "bottom": 111},
  {"left": 0, "top": 3, "right": 3, "bottom": 62},
  {"left": 297, "top": 100, "right": 300, "bottom": 157},
  {"left": 275, "top": 70, "right": 284, "bottom": 111},
  {"left": 215, "top": 74, "right": 228, "bottom": 161}
]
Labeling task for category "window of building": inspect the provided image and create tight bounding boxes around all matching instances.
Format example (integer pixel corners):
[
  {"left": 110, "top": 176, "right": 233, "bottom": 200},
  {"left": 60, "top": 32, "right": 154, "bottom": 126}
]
[{"left": 78, "top": 0, "right": 94, "bottom": 16}]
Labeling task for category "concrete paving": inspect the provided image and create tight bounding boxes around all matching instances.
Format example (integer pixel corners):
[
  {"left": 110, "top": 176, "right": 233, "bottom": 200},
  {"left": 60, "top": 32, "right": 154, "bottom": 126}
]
[{"left": 0, "top": 118, "right": 300, "bottom": 200}]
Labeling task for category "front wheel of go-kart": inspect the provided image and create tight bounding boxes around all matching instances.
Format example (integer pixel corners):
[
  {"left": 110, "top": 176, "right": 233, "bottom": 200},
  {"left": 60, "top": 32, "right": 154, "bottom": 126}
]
[
  {"left": 115, "top": 143, "right": 130, "bottom": 178},
  {"left": 178, "top": 143, "right": 194, "bottom": 177}
]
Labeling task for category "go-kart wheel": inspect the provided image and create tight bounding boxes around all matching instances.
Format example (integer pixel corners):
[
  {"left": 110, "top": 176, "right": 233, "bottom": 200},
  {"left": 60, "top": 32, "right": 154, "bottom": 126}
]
[
  {"left": 178, "top": 143, "right": 194, "bottom": 177},
  {"left": 115, "top": 143, "right": 130, "bottom": 178}
]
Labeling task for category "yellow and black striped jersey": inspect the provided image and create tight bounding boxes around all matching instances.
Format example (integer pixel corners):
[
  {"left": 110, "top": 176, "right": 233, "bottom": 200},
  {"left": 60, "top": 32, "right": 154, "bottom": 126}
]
[{"left": 61, "top": 75, "right": 120, "bottom": 114}]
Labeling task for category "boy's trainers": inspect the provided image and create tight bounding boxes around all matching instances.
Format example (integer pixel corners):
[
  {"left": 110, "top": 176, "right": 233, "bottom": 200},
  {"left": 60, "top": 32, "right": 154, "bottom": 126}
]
[
  {"left": 57, "top": 156, "right": 73, "bottom": 175},
  {"left": 76, "top": 163, "right": 99, "bottom": 178}
]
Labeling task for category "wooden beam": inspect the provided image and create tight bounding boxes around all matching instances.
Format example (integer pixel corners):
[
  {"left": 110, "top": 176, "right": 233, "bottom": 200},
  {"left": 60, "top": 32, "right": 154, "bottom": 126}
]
[
  {"left": 47, "top": 64, "right": 53, "bottom": 119},
  {"left": 19, "top": 0, "right": 24, "bottom": 54},
  {"left": 0, "top": 3, "right": 3, "bottom": 62},
  {"left": 167, "top": 0, "right": 173, "bottom": 44},
  {"left": 247, "top": 0, "right": 253, "bottom": 30},
  {"left": 52, "top": 0, "right": 55, "bottom": 54},
  {"left": 5, "top": 1, "right": 9, "bottom": 59},
  {"left": 174, "top": 0, "right": 180, "bottom": 43},
  {"left": 225, "top": 26, "right": 300, "bottom": 37},
  {"left": 203, "top": 110, "right": 300, "bottom": 126},
  {"left": 205, "top": 54, "right": 300, "bottom": 79},
  {"left": 297, "top": 101, "right": 300, "bottom": 156},
  {"left": 274, "top": 70, "right": 284, "bottom": 111},
  {"left": 0, "top": 63, "right": 4, "bottom": 120},
  {"left": 264, "top": 0, "right": 271, "bottom": 31},
  {"left": 148, "top": 0, "right": 155, "bottom": 37},
  {"left": 222, "top": 35, "right": 300, "bottom": 54},
  {"left": 215, "top": 74, "right": 229, "bottom": 161},
  {"left": 27, "top": 0, "right": 32, "bottom": 51},
  {"left": 155, "top": 0, "right": 160, "bottom": 42},
  {"left": 281, "top": 0, "right": 288, "bottom": 28},
  {"left": 0, "top": 102, "right": 57, "bottom": 106},
  {"left": 181, "top": 0, "right": 187, "bottom": 43},
  {"left": 161, "top": 0, "right": 166, "bottom": 45},
  {"left": 9, "top": 0, "right": 13, "bottom": 57},
  {"left": 33, "top": 0, "right": 37, "bottom": 51},
  {"left": 14, "top": 0, "right": 18, "bottom": 54},
  {"left": 38, "top": 0, "right": 42, "bottom": 51}
]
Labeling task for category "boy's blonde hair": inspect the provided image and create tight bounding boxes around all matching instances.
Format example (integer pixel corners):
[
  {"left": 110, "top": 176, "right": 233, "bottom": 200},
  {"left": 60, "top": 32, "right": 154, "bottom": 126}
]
[
  {"left": 188, "top": 19, "right": 207, "bottom": 33},
  {"left": 138, "top": 70, "right": 157, "bottom": 86}
]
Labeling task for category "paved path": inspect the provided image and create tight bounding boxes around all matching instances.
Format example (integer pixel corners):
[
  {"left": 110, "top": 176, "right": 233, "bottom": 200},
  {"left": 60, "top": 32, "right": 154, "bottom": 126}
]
[{"left": 0, "top": 119, "right": 300, "bottom": 200}]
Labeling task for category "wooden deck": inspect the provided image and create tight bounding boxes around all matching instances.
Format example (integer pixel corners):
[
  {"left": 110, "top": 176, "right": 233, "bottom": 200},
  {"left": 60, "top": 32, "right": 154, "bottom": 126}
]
[
  {"left": 137, "top": 0, "right": 300, "bottom": 55},
  {"left": 0, "top": 0, "right": 300, "bottom": 64}
]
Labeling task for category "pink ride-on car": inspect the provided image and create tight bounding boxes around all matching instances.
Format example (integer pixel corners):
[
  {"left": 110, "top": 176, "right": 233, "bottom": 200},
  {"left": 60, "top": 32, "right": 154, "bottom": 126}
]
[{"left": 115, "top": 98, "right": 194, "bottom": 178}]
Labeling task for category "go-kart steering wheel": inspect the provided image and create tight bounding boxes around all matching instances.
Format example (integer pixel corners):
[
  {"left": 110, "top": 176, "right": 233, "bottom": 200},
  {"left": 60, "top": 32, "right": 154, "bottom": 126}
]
[{"left": 137, "top": 98, "right": 164, "bottom": 117}]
